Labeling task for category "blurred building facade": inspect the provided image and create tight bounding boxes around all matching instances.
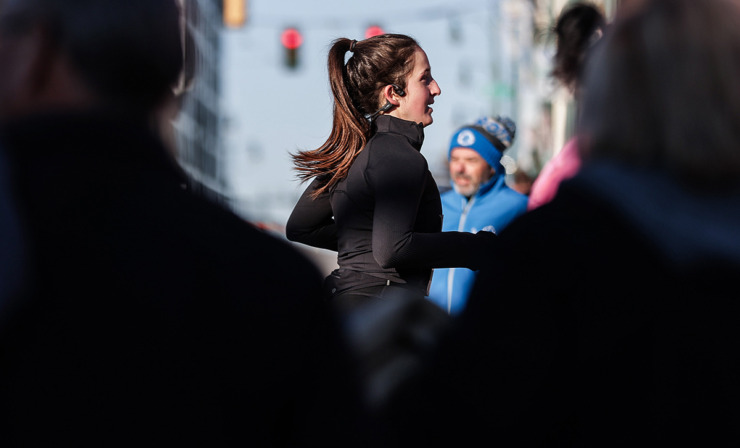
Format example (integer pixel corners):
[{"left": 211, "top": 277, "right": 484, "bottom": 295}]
[
  {"left": 174, "top": 0, "right": 229, "bottom": 205},
  {"left": 472, "top": 0, "right": 617, "bottom": 187}
]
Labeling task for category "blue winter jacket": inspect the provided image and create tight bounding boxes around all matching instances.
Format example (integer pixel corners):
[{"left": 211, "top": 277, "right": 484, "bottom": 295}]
[{"left": 427, "top": 174, "right": 528, "bottom": 314}]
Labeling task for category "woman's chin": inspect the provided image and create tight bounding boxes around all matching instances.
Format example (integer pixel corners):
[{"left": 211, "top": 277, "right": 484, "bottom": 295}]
[{"left": 420, "top": 112, "right": 434, "bottom": 127}]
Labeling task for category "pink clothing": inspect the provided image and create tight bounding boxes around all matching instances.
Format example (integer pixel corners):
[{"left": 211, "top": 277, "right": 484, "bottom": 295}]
[{"left": 527, "top": 137, "right": 582, "bottom": 211}]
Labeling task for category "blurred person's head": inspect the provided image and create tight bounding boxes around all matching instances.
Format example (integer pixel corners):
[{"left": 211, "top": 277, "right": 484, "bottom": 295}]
[
  {"left": 448, "top": 116, "right": 516, "bottom": 198},
  {"left": 550, "top": 1, "right": 607, "bottom": 95},
  {"left": 511, "top": 169, "right": 534, "bottom": 196},
  {"left": 0, "top": 0, "right": 184, "bottom": 120},
  {"left": 292, "top": 33, "right": 441, "bottom": 197},
  {"left": 614, "top": 0, "right": 649, "bottom": 19},
  {"left": 578, "top": 0, "right": 740, "bottom": 190}
]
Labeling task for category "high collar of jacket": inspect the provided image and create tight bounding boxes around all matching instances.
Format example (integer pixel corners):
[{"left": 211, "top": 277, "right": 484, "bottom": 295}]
[
  {"left": 372, "top": 115, "right": 425, "bottom": 151},
  {"left": 0, "top": 108, "right": 189, "bottom": 184}
]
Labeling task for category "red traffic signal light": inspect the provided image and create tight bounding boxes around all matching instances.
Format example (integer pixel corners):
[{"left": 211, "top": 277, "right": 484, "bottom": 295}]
[
  {"left": 281, "top": 27, "right": 302, "bottom": 70},
  {"left": 364, "top": 25, "right": 385, "bottom": 39},
  {"left": 281, "top": 28, "right": 303, "bottom": 50}
]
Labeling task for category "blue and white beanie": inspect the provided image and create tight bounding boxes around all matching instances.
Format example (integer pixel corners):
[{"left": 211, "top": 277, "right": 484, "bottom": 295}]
[{"left": 448, "top": 115, "right": 517, "bottom": 170}]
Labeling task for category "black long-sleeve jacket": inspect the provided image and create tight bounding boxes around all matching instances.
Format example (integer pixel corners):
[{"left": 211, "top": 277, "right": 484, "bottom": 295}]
[{"left": 287, "top": 115, "right": 497, "bottom": 295}]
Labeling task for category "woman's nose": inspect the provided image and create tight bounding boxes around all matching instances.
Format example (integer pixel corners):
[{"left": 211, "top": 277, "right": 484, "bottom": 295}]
[{"left": 431, "top": 80, "right": 441, "bottom": 96}]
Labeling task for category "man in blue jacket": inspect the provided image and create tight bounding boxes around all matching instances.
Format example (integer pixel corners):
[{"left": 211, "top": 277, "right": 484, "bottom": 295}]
[{"left": 428, "top": 116, "right": 528, "bottom": 315}]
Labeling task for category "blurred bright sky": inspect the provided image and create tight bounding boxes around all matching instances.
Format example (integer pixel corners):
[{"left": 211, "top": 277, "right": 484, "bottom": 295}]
[{"left": 220, "top": 0, "right": 544, "bottom": 225}]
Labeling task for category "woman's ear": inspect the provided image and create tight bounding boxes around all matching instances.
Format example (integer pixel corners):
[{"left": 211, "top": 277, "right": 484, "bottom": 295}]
[{"left": 382, "top": 84, "right": 401, "bottom": 106}]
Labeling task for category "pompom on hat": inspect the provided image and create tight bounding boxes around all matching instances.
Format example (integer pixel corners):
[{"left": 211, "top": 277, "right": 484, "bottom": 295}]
[{"left": 448, "top": 115, "right": 517, "bottom": 170}]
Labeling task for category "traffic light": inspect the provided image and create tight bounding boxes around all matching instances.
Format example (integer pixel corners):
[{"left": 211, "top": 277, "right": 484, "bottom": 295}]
[
  {"left": 281, "top": 27, "right": 303, "bottom": 70},
  {"left": 364, "top": 25, "right": 385, "bottom": 39},
  {"left": 223, "top": 0, "right": 247, "bottom": 28}
]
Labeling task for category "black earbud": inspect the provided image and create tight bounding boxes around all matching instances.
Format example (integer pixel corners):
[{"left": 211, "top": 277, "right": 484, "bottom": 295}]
[
  {"left": 363, "top": 84, "right": 404, "bottom": 123},
  {"left": 391, "top": 84, "right": 406, "bottom": 97}
]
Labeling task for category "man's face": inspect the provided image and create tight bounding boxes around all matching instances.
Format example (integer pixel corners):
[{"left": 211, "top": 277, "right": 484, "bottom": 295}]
[{"left": 449, "top": 147, "right": 494, "bottom": 197}]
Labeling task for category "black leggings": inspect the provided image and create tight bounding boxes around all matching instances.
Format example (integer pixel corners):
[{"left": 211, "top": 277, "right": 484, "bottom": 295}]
[{"left": 331, "top": 284, "right": 424, "bottom": 315}]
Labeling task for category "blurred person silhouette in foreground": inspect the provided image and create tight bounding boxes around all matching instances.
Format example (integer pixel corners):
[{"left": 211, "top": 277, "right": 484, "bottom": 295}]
[
  {"left": 378, "top": 0, "right": 740, "bottom": 446},
  {"left": 427, "top": 115, "right": 527, "bottom": 315},
  {"left": 0, "top": 0, "right": 362, "bottom": 445},
  {"left": 286, "top": 34, "right": 498, "bottom": 313},
  {"left": 527, "top": 1, "right": 607, "bottom": 211},
  {"left": 0, "top": 149, "right": 25, "bottom": 317}
]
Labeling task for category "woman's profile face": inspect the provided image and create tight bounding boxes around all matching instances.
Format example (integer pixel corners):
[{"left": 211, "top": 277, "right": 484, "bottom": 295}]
[{"left": 391, "top": 48, "right": 441, "bottom": 127}]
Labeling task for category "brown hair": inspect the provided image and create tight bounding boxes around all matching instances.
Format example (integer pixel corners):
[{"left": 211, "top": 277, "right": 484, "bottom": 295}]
[{"left": 291, "top": 34, "right": 419, "bottom": 198}]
